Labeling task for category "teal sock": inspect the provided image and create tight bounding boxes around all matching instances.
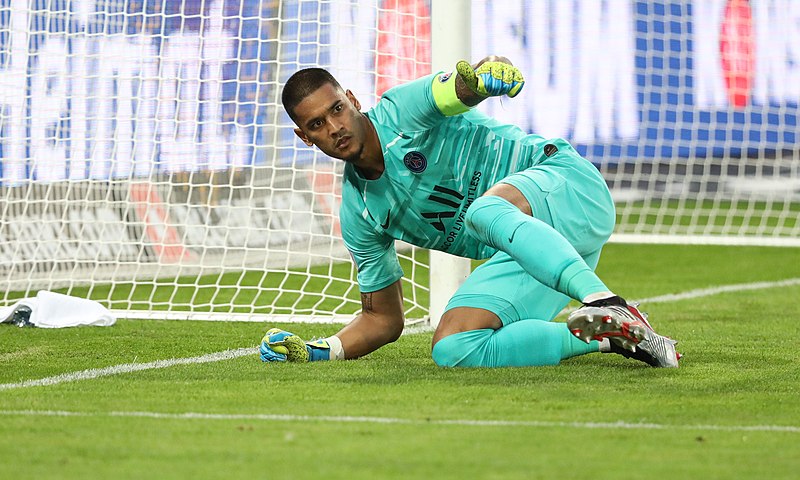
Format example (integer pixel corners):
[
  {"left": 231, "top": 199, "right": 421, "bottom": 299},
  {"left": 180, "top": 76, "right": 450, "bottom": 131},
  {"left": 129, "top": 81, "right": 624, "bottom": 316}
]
[
  {"left": 465, "top": 195, "right": 608, "bottom": 301},
  {"left": 431, "top": 321, "right": 599, "bottom": 368}
]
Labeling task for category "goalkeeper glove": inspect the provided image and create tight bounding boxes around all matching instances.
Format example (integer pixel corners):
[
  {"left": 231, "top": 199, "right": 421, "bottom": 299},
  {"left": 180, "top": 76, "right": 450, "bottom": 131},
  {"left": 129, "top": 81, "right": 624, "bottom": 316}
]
[
  {"left": 456, "top": 60, "right": 525, "bottom": 98},
  {"left": 259, "top": 328, "right": 332, "bottom": 363}
]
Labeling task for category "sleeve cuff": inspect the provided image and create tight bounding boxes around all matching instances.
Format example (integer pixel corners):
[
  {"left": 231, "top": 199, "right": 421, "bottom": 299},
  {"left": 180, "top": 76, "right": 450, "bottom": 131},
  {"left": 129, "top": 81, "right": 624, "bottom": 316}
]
[{"left": 431, "top": 71, "right": 471, "bottom": 117}]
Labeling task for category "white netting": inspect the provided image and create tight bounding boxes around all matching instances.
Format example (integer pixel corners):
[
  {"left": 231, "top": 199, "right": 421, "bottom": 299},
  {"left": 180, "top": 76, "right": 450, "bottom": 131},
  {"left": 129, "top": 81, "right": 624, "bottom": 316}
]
[
  {"left": 0, "top": 0, "right": 432, "bottom": 321},
  {"left": 1, "top": 1, "right": 798, "bottom": 321},
  {"left": 473, "top": 0, "right": 800, "bottom": 246}
]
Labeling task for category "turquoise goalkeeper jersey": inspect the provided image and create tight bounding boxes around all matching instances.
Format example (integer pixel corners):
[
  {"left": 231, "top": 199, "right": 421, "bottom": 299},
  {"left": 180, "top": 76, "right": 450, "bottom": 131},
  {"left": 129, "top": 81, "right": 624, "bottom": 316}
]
[{"left": 341, "top": 73, "right": 558, "bottom": 292}]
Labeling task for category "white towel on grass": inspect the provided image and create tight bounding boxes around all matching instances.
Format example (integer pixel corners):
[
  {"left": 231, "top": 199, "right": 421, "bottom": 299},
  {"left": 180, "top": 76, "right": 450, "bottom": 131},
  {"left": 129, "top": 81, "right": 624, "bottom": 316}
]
[{"left": 0, "top": 291, "right": 116, "bottom": 328}]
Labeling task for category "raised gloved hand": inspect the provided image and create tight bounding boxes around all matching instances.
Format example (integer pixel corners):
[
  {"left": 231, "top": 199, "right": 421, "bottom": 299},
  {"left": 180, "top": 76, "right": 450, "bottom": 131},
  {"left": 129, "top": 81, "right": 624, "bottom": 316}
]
[
  {"left": 259, "top": 328, "right": 332, "bottom": 362},
  {"left": 456, "top": 60, "right": 525, "bottom": 98}
]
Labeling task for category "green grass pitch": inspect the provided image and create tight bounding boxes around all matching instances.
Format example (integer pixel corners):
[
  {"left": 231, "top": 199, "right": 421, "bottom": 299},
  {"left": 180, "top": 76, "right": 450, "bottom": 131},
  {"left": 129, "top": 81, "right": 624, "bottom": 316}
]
[{"left": 1, "top": 243, "right": 799, "bottom": 479}]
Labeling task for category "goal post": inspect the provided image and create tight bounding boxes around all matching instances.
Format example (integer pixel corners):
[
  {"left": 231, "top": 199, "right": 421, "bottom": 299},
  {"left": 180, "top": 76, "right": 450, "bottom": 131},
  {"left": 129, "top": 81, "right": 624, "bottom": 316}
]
[
  {"left": 1, "top": 1, "right": 798, "bottom": 325},
  {"left": 427, "top": 0, "right": 473, "bottom": 328}
]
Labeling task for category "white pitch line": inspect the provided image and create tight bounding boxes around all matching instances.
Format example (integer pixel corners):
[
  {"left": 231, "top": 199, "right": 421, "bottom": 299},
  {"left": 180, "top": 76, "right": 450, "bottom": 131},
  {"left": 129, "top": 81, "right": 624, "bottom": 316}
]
[
  {"left": 0, "top": 409, "right": 797, "bottom": 433},
  {"left": 637, "top": 277, "right": 800, "bottom": 304},
  {"left": 1, "top": 277, "right": 798, "bottom": 392},
  {"left": 0, "top": 347, "right": 256, "bottom": 391},
  {"left": 559, "top": 277, "right": 800, "bottom": 315}
]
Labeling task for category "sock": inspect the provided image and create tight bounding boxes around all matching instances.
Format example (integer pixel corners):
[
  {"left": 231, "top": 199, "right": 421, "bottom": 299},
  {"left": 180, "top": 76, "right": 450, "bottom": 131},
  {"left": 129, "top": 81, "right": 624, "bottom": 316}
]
[
  {"left": 465, "top": 195, "right": 608, "bottom": 301},
  {"left": 431, "top": 320, "right": 599, "bottom": 368},
  {"left": 583, "top": 295, "right": 627, "bottom": 307},
  {"left": 582, "top": 291, "right": 616, "bottom": 304}
]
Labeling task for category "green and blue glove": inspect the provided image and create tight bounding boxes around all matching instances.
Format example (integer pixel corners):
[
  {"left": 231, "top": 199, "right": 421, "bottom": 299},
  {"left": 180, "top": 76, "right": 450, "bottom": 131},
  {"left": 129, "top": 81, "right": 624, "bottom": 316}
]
[
  {"left": 259, "top": 328, "right": 331, "bottom": 362},
  {"left": 456, "top": 60, "right": 525, "bottom": 98}
]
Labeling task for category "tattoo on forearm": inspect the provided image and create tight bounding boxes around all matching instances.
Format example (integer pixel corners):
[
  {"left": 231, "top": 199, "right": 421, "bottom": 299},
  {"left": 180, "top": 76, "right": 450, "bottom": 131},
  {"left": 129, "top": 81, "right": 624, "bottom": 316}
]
[{"left": 361, "top": 292, "right": 374, "bottom": 312}]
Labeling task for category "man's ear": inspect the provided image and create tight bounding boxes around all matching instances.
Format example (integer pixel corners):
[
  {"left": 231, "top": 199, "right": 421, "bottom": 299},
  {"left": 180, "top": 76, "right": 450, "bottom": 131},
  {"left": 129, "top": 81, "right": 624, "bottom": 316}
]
[
  {"left": 294, "top": 127, "right": 313, "bottom": 146},
  {"left": 346, "top": 89, "right": 361, "bottom": 111}
]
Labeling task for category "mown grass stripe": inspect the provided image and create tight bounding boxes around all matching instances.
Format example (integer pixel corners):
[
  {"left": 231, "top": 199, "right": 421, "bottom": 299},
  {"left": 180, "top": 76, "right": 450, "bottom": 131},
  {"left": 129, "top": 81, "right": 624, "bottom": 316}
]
[{"left": 2, "top": 278, "right": 797, "bottom": 392}]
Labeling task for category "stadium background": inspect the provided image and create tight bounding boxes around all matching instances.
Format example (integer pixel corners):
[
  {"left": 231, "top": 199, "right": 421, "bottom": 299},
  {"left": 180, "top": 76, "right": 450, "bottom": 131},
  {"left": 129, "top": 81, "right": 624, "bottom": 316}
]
[{"left": 1, "top": 0, "right": 797, "bottom": 294}]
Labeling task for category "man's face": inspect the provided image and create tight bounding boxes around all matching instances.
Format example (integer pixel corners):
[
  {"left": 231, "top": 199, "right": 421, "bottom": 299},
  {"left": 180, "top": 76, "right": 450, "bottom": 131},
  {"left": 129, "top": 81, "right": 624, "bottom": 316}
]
[{"left": 292, "top": 83, "right": 366, "bottom": 163}]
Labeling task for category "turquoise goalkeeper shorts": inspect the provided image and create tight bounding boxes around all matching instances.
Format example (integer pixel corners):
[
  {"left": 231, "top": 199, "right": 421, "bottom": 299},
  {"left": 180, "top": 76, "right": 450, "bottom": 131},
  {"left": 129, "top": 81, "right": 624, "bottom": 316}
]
[{"left": 444, "top": 141, "right": 615, "bottom": 325}]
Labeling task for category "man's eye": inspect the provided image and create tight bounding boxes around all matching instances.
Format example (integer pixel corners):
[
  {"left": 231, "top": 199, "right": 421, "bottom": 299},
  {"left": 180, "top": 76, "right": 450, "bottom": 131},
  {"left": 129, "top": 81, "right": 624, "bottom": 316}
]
[{"left": 334, "top": 104, "right": 343, "bottom": 112}]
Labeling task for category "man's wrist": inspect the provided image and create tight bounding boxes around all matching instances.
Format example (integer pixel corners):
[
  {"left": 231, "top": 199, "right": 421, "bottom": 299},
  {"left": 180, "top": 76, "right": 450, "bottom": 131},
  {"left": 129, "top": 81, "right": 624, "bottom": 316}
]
[{"left": 431, "top": 71, "right": 472, "bottom": 116}]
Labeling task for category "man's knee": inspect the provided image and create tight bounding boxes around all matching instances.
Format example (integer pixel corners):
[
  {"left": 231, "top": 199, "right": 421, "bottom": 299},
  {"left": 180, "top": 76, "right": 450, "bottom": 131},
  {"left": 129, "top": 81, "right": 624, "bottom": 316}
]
[
  {"left": 431, "top": 334, "right": 462, "bottom": 367},
  {"left": 465, "top": 195, "right": 510, "bottom": 231},
  {"left": 432, "top": 307, "right": 501, "bottom": 345},
  {"left": 482, "top": 183, "right": 532, "bottom": 215},
  {"left": 431, "top": 307, "right": 501, "bottom": 367},
  {"left": 464, "top": 195, "right": 523, "bottom": 250},
  {"left": 431, "top": 329, "right": 494, "bottom": 368}
]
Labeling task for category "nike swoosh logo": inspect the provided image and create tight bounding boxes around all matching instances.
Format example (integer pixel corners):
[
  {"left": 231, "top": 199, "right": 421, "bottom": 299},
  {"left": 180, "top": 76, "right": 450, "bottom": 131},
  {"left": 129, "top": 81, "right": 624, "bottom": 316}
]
[
  {"left": 380, "top": 211, "right": 391, "bottom": 229},
  {"left": 508, "top": 224, "right": 523, "bottom": 243}
]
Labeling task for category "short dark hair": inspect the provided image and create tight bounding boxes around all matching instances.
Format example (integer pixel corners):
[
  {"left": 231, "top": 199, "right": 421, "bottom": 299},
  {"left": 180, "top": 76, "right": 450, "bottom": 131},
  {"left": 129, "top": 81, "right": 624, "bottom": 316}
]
[{"left": 282, "top": 68, "right": 342, "bottom": 122}]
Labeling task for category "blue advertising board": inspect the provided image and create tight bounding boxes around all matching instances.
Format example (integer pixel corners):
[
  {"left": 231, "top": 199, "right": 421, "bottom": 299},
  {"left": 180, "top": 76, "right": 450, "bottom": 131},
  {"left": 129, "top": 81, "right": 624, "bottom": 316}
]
[
  {"left": 473, "top": 0, "right": 799, "bottom": 159},
  {"left": 1, "top": 0, "right": 798, "bottom": 184}
]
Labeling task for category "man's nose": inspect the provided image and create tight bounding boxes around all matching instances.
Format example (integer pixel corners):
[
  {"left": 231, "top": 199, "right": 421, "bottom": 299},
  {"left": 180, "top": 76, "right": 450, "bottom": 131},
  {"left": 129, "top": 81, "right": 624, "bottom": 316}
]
[{"left": 328, "top": 118, "right": 342, "bottom": 136}]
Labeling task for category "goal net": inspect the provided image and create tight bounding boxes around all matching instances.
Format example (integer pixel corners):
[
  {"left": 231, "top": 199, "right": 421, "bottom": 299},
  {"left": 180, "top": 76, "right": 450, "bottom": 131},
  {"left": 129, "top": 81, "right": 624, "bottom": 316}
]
[
  {"left": 1, "top": 1, "right": 798, "bottom": 323},
  {"left": 0, "top": 0, "right": 433, "bottom": 322},
  {"left": 473, "top": 0, "right": 800, "bottom": 246}
]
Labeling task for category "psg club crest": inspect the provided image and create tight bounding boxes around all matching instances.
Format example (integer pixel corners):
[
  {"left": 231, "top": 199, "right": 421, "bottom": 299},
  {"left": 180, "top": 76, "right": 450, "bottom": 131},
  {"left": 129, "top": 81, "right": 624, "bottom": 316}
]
[{"left": 403, "top": 151, "right": 427, "bottom": 173}]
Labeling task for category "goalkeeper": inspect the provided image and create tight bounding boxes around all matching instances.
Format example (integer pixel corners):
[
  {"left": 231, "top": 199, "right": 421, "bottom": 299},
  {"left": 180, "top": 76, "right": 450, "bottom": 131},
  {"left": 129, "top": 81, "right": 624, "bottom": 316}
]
[{"left": 263, "top": 56, "right": 680, "bottom": 368}]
